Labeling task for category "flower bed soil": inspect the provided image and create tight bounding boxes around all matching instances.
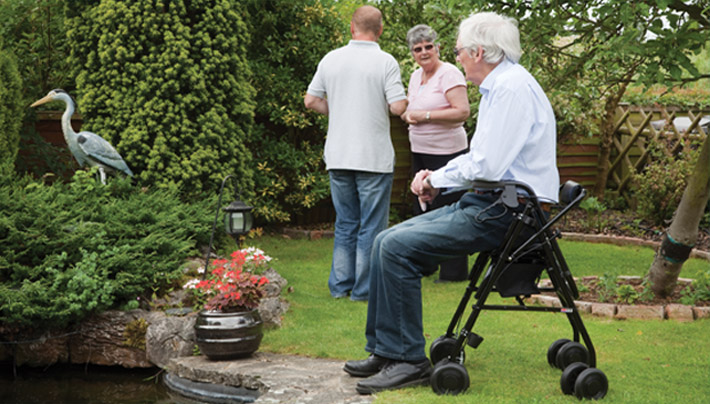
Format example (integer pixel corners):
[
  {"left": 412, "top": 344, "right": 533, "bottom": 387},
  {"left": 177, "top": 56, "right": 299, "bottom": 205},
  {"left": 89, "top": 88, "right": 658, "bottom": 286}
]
[
  {"left": 558, "top": 276, "right": 710, "bottom": 307},
  {"left": 555, "top": 209, "right": 709, "bottom": 252}
]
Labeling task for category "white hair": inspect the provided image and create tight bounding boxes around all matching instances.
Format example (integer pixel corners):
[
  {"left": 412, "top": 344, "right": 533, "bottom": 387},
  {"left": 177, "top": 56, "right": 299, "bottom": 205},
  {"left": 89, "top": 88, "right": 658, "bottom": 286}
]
[{"left": 458, "top": 12, "right": 521, "bottom": 64}]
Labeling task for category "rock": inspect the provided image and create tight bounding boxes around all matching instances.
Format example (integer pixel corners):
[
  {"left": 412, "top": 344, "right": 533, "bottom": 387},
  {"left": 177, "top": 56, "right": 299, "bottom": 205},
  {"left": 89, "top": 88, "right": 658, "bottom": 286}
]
[
  {"left": 665, "top": 304, "right": 694, "bottom": 322},
  {"left": 258, "top": 267, "right": 290, "bottom": 328},
  {"left": 615, "top": 304, "right": 663, "bottom": 320},
  {"left": 12, "top": 332, "right": 70, "bottom": 367},
  {"left": 263, "top": 268, "right": 287, "bottom": 297},
  {"left": 259, "top": 297, "right": 290, "bottom": 328},
  {"left": 68, "top": 310, "right": 154, "bottom": 368},
  {"left": 145, "top": 311, "right": 198, "bottom": 368},
  {"left": 591, "top": 303, "right": 617, "bottom": 318},
  {"left": 693, "top": 306, "right": 710, "bottom": 319},
  {"left": 574, "top": 300, "right": 593, "bottom": 313}
]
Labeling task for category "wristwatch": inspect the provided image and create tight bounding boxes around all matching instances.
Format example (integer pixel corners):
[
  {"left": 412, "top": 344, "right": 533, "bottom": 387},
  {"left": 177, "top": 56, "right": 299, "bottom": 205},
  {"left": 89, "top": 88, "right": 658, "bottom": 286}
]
[{"left": 425, "top": 111, "right": 431, "bottom": 121}]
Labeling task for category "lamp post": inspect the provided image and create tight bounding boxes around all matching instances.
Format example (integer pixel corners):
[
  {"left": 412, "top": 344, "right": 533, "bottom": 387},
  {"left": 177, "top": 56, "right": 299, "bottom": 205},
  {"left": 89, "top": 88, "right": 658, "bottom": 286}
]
[{"left": 203, "top": 175, "right": 254, "bottom": 279}]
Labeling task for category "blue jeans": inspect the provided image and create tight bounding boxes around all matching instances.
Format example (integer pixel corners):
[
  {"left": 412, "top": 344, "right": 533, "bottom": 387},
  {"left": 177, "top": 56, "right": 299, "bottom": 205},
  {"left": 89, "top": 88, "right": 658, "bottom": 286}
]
[
  {"left": 365, "top": 192, "right": 522, "bottom": 361},
  {"left": 329, "top": 170, "right": 393, "bottom": 301}
]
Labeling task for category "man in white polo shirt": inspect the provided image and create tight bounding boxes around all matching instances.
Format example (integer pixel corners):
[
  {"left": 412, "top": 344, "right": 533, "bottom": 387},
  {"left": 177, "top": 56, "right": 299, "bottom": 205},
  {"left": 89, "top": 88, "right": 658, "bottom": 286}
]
[{"left": 305, "top": 5, "right": 407, "bottom": 302}]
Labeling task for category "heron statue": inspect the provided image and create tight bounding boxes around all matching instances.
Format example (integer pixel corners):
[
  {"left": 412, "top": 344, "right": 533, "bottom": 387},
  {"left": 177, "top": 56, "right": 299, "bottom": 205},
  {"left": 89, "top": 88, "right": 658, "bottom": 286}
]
[{"left": 31, "top": 89, "right": 134, "bottom": 184}]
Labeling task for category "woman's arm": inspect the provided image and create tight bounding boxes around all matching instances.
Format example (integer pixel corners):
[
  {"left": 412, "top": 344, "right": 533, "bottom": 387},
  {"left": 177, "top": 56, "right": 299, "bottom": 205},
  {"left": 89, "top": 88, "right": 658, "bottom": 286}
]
[{"left": 401, "top": 85, "right": 469, "bottom": 124}]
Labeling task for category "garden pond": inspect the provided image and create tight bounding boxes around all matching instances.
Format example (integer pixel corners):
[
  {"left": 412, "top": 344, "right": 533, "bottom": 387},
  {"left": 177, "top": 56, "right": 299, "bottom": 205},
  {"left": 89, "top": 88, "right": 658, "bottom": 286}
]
[{"left": 0, "top": 363, "right": 182, "bottom": 403}]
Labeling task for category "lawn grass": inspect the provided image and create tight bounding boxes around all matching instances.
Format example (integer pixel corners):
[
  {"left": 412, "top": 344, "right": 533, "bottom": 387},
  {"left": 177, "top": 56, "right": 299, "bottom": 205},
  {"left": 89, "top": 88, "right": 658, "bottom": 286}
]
[{"left": 253, "top": 234, "right": 710, "bottom": 403}]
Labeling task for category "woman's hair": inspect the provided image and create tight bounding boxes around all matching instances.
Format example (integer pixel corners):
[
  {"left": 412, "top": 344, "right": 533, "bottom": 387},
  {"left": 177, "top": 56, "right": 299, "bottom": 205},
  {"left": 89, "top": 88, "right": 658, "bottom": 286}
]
[
  {"left": 458, "top": 12, "right": 521, "bottom": 64},
  {"left": 406, "top": 24, "right": 438, "bottom": 50}
]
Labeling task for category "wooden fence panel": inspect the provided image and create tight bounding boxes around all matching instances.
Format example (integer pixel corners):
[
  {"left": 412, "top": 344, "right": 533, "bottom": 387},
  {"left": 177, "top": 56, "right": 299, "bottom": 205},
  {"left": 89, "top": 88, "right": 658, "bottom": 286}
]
[
  {"left": 606, "top": 105, "right": 709, "bottom": 201},
  {"left": 557, "top": 137, "right": 600, "bottom": 189}
]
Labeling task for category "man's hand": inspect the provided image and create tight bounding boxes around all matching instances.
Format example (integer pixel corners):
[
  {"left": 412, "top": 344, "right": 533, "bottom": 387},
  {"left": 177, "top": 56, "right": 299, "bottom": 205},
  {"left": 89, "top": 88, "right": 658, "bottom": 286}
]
[{"left": 410, "top": 169, "right": 439, "bottom": 203}]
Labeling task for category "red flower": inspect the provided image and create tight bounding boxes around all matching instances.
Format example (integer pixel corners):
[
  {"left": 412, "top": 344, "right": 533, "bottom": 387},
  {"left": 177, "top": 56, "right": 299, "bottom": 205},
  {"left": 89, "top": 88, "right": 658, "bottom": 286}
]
[{"left": 185, "top": 247, "right": 274, "bottom": 313}]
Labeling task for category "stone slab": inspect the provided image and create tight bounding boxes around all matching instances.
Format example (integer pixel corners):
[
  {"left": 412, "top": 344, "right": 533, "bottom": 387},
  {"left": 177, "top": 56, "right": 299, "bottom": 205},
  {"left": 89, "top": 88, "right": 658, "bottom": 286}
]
[
  {"left": 615, "top": 305, "right": 663, "bottom": 320},
  {"left": 693, "top": 306, "right": 710, "bottom": 319},
  {"left": 591, "top": 303, "right": 617, "bottom": 318},
  {"left": 665, "top": 304, "right": 694, "bottom": 322},
  {"left": 168, "top": 352, "right": 373, "bottom": 404}
]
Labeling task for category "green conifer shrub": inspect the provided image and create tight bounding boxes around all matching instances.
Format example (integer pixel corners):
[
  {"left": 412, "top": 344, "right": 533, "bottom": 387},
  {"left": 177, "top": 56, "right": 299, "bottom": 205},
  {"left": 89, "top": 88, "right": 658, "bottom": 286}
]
[
  {"left": 0, "top": 170, "right": 216, "bottom": 329},
  {"left": 64, "top": 0, "right": 256, "bottom": 195}
]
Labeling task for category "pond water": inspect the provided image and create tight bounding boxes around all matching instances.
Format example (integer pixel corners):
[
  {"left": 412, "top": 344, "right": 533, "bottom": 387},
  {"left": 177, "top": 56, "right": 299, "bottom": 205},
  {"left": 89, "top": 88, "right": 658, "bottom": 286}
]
[{"left": 0, "top": 363, "right": 178, "bottom": 403}]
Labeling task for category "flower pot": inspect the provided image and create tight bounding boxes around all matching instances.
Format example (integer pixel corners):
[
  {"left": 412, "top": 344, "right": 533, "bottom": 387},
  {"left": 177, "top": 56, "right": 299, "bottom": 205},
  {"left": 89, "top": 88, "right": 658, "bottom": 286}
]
[{"left": 194, "top": 309, "right": 264, "bottom": 360}]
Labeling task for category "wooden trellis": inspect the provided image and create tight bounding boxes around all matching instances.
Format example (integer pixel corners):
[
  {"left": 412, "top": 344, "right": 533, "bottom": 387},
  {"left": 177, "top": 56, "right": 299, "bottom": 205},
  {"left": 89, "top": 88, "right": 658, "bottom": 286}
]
[{"left": 606, "top": 104, "right": 709, "bottom": 200}]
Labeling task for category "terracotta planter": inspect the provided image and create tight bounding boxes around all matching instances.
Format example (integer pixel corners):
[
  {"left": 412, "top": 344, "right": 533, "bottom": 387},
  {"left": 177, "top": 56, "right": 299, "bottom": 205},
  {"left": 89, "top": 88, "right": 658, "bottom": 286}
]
[{"left": 194, "top": 309, "right": 263, "bottom": 360}]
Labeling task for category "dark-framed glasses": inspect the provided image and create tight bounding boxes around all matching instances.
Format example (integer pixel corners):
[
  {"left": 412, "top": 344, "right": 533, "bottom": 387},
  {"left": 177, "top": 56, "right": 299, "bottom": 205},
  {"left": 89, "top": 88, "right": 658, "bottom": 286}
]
[
  {"left": 412, "top": 44, "right": 435, "bottom": 53},
  {"left": 453, "top": 47, "right": 466, "bottom": 57}
]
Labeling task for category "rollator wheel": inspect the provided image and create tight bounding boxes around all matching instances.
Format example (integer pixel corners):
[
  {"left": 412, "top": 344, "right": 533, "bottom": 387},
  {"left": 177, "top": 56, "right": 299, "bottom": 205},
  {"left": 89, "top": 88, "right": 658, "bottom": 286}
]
[
  {"left": 547, "top": 339, "right": 571, "bottom": 368},
  {"left": 560, "top": 362, "right": 588, "bottom": 395},
  {"left": 555, "top": 341, "right": 589, "bottom": 370},
  {"left": 573, "top": 368, "right": 609, "bottom": 400},
  {"left": 430, "top": 335, "right": 465, "bottom": 365},
  {"left": 430, "top": 359, "right": 470, "bottom": 396}
]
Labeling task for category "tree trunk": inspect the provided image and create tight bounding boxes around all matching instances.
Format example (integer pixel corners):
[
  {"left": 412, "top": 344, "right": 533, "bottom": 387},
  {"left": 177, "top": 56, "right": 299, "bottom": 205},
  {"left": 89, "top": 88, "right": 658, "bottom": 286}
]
[{"left": 647, "top": 134, "right": 710, "bottom": 297}]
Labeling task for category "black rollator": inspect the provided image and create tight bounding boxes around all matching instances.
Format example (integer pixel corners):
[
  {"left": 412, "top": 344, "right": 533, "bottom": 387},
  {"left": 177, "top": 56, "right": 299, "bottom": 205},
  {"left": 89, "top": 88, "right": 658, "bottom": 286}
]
[{"left": 429, "top": 180, "right": 609, "bottom": 400}]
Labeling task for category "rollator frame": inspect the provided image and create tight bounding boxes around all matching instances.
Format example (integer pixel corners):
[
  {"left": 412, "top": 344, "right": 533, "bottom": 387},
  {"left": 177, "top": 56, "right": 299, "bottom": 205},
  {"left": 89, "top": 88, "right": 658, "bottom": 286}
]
[{"left": 428, "top": 180, "right": 609, "bottom": 400}]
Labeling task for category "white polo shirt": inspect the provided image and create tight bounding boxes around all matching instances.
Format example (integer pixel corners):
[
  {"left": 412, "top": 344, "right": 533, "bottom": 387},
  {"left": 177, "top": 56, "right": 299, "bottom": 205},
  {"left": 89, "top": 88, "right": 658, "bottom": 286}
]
[{"left": 307, "top": 40, "right": 407, "bottom": 173}]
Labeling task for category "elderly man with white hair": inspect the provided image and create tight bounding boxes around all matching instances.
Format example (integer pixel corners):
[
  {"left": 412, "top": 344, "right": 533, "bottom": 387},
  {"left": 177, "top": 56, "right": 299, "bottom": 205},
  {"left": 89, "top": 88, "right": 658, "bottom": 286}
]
[{"left": 344, "top": 11, "right": 560, "bottom": 395}]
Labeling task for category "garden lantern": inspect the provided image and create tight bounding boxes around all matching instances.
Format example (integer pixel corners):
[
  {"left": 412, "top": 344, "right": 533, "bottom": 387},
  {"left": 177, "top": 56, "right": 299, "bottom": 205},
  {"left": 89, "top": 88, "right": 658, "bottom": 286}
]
[
  {"left": 203, "top": 175, "right": 253, "bottom": 279},
  {"left": 223, "top": 197, "right": 253, "bottom": 237}
]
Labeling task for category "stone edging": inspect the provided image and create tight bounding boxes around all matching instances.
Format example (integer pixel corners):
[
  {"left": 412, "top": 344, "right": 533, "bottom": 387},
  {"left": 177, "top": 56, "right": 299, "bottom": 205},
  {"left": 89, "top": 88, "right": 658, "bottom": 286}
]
[{"left": 530, "top": 276, "right": 710, "bottom": 322}]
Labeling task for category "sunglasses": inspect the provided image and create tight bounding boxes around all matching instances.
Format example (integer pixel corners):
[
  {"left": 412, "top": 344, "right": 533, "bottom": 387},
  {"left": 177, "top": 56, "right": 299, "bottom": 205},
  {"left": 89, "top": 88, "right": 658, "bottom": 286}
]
[{"left": 412, "top": 44, "right": 435, "bottom": 53}]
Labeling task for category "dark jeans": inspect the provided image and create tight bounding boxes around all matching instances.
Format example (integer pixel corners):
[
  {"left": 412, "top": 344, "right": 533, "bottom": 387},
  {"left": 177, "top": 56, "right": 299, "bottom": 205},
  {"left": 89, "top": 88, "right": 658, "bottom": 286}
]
[
  {"left": 365, "top": 192, "right": 524, "bottom": 360},
  {"left": 411, "top": 150, "right": 468, "bottom": 281}
]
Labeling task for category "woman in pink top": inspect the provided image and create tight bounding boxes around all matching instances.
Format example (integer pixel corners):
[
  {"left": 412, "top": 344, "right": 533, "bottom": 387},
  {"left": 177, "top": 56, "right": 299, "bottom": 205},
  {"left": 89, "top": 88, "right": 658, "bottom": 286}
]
[{"left": 401, "top": 24, "right": 471, "bottom": 282}]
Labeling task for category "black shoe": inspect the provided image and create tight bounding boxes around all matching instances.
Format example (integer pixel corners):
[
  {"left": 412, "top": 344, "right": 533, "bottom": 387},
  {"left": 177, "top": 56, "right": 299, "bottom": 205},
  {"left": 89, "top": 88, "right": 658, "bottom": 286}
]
[
  {"left": 343, "top": 354, "right": 391, "bottom": 377},
  {"left": 355, "top": 359, "right": 431, "bottom": 395}
]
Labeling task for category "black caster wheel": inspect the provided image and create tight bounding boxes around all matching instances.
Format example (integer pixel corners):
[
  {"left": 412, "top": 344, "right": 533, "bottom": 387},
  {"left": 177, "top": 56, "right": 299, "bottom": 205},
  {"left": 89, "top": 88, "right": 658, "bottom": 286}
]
[
  {"left": 430, "top": 359, "right": 470, "bottom": 395},
  {"left": 560, "top": 362, "right": 589, "bottom": 395},
  {"left": 430, "top": 335, "right": 465, "bottom": 365},
  {"left": 547, "top": 338, "right": 571, "bottom": 368},
  {"left": 574, "top": 368, "right": 608, "bottom": 400},
  {"left": 555, "top": 341, "right": 589, "bottom": 370}
]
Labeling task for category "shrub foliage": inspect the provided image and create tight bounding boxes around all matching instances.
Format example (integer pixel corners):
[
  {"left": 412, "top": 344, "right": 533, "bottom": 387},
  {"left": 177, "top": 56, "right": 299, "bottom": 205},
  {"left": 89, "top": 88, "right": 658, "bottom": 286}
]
[
  {"left": 244, "top": 0, "right": 344, "bottom": 222},
  {"left": 0, "top": 171, "right": 216, "bottom": 328},
  {"left": 64, "top": 0, "right": 256, "bottom": 195},
  {"left": 0, "top": 47, "right": 22, "bottom": 177},
  {"left": 630, "top": 141, "right": 700, "bottom": 226}
]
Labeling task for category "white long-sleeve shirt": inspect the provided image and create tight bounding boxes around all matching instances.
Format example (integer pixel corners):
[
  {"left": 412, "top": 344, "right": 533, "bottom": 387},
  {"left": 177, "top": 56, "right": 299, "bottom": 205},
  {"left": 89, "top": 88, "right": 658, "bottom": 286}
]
[{"left": 428, "top": 59, "right": 560, "bottom": 202}]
